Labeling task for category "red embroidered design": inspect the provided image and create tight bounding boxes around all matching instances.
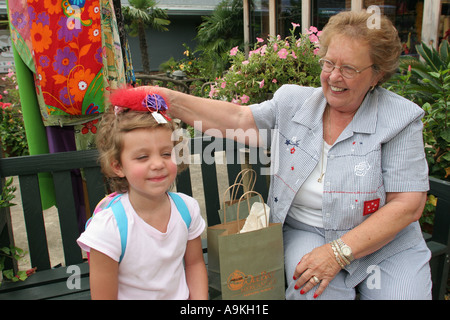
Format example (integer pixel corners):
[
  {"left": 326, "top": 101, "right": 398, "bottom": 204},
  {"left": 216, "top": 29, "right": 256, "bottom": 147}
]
[{"left": 363, "top": 198, "right": 380, "bottom": 216}]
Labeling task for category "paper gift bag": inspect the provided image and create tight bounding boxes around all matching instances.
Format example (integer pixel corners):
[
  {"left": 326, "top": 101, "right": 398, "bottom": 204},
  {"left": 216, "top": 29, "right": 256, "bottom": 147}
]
[
  {"left": 218, "top": 169, "right": 259, "bottom": 223},
  {"left": 207, "top": 191, "right": 285, "bottom": 300}
]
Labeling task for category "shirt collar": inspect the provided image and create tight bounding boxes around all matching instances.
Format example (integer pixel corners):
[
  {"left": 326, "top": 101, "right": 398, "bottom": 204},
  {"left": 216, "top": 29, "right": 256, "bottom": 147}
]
[{"left": 291, "top": 87, "right": 379, "bottom": 134}]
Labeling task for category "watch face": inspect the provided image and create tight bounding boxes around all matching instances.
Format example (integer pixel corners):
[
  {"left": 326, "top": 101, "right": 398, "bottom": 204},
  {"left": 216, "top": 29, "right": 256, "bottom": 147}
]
[{"left": 342, "top": 247, "right": 351, "bottom": 256}]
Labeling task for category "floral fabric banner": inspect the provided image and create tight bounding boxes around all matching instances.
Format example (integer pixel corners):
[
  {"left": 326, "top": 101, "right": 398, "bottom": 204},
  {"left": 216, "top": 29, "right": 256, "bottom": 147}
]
[{"left": 8, "top": 0, "right": 109, "bottom": 126}]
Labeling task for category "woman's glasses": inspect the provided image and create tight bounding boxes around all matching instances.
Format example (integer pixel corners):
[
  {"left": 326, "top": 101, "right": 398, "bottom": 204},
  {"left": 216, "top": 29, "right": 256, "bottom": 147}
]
[{"left": 319, "top": 58, "right": 373, "bottom": 79}]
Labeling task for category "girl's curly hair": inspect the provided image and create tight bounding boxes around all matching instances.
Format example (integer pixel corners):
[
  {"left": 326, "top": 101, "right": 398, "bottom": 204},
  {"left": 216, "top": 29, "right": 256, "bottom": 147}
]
[{"left": 96, "top": 109, "right": 187, "bottom": 193}]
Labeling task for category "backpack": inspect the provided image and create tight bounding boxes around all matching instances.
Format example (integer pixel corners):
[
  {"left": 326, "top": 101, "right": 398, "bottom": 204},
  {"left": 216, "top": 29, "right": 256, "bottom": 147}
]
[{"left": 85, "top": 192, "right": 191, "bottom": 263}]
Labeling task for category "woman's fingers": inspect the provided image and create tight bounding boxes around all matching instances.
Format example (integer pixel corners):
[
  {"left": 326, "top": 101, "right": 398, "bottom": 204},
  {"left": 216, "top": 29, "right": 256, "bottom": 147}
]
[{"left": 292, "top": 243, "right": 342, "bottom": 298}]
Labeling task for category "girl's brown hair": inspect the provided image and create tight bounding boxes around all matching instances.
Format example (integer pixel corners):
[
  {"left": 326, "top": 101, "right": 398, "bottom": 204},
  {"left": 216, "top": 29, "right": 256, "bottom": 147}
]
[
  {"left": 96, "top": 109, "right": 187, "bottom": 193},
  {"left": 318, "top": 10, "right": 402, "bottom": 85}
]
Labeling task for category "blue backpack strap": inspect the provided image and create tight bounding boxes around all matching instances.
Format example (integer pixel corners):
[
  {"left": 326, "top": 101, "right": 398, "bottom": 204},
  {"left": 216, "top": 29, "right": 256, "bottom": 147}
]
[
  {"left": 168, "top": 192, "right": 191, "bottom": 229},
  {"left": 107, "top": 196, "right": 128, "bottom": 263}
]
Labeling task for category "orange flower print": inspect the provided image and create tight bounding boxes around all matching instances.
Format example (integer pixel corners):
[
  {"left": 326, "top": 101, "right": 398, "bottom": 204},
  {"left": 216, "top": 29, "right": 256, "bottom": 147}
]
[
  {"left": 68, "top": 68, "right": 95, "bottom": 102},
  {"left": 44, "top": 0, "right": 62, "bottom": 15},
  {"left": 88, "top": 1, "right": 101, "bottom": 20},
  {"left": 36, "top": 65, "right": 47, "bottom": 87},
  {"left": 88, "top": 24, "right": 101, "bottom": 43},
  {"left": 31, "top": 23, "right": 52, "bottom": 53}
]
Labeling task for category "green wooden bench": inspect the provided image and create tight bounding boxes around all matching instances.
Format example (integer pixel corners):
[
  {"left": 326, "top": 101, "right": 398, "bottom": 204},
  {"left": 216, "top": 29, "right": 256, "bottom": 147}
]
[
  {"left": 0, "top": 137, "right": 268, "bottom": 300},
  {"left": 0, "top": 136, "right": 448, "bottom": 299},
  {"left": 425, "top": 177, "right": 450, "bottom": 300}
]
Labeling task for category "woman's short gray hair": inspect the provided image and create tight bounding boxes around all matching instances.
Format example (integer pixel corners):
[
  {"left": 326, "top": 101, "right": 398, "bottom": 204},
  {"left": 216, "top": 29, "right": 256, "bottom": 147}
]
[{"left": 318, "top": 10, "right": 402, "bottom": 85}]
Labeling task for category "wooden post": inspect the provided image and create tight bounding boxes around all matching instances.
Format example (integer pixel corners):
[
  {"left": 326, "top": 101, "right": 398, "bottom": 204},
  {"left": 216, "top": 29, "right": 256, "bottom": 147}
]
[
  {"left": 422, "top": 0, "right": 442, "bottom": 49},
  {"left": 301, "top": 0, "right": 311, "bottom": 34},
  {"left": 351, "top": 0, "right": 363, "bottom": 12},
  {"left": 243, "top": 0, "right": 250, "bottom": 57},
  {"left": 269, "top": 0, "right": 276, "bottom": 37}
]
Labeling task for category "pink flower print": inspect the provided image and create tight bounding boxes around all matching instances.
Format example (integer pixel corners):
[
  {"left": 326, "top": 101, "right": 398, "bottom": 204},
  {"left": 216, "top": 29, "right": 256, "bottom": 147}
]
[
  {"left": 230, "top": 46, "right": 239, "bottom": 56},
  {"left": 277, "top": 48, "right": 288, "bottom": 59},
  {"left": 309, "top": 34, "right": 319, "bottom": 43},
  {"left": 313, "top": 47, "right": 320, "bottom": 55},
  {"left": 249, "top": 48, "right": 261, "bottom": 57},
  {"left": 221, "top": 81, "right": 227, "bottom": 89},
  {"left": 291, "top": 51, "right": 297, "bottom": 59},
  {"left": 242, "top": 60, "right": 249, "bottom": 65},
  {"left": 272, "top": 79, "right": 277, "bottom": 83},
  {"left": 240, "top": 95, "right": 250, "bottom": 104},
  {"left": 256, "top": 37, "right": 264, "bottom": 43},
  {"left": 259, "top": 79, "right": 265, "bottom": 88},
  {"left": 231, "top": 98, "right": 241, "bottom": 104},
  {"left": 291, "top": 22, "right": 300, "bottom": 30},
  {"left": 208, "top": 85, "right": 217, "bottom": 98},
  {"left": 273, "top": 43, "right": 278, "bottom": 52},
  {"left": 260, "top": 45, "right": 267, "bottom": 55},
  {"left": 307, "top": 26, "right": 318, "bottom": 34}
]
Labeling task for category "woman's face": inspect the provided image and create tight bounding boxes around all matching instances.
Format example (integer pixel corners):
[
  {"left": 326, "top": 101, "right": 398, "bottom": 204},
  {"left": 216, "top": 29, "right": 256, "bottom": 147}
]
[{"left": 320, "top": 35, "right": 385, "bottom": 114}]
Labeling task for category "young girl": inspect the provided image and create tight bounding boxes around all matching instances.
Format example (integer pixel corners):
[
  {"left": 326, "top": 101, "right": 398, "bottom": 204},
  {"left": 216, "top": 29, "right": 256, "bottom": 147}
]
[{"left": 77, "top": 87, "right": 208, "bottom": 300}]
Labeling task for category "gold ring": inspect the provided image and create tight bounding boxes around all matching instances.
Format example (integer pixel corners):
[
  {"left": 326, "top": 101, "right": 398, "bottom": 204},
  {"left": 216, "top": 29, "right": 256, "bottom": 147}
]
[{"left": 312, "top": 276, "right": 320, "bottom": 284}]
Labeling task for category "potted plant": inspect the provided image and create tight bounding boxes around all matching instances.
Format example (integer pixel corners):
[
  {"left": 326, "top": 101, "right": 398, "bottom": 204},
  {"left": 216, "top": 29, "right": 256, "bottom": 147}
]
[{"left": 208, "top": 24, "right": 322, "bottom": 105}]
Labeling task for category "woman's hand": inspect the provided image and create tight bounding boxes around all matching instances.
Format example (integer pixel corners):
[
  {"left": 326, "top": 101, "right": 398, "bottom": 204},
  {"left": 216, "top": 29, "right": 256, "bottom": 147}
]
[{"left": 292, "top": 243, "right": 342, "bottom": 298}]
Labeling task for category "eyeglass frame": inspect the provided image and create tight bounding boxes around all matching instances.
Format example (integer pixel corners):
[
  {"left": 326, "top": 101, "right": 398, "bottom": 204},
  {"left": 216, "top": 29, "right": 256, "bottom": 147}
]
[{"left": 318, "top": 58, "right": 374, "bottom": 79}]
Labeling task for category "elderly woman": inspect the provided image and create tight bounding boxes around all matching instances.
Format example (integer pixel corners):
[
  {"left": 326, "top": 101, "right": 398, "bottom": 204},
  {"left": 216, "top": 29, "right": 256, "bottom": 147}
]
[{"left": 153, "top": 10, "right": 432, "bottom": 299}]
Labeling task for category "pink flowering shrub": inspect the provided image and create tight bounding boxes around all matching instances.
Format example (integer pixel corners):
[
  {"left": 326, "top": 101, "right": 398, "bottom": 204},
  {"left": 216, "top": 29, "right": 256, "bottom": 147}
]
[
  {"left": 0, "top": 69, "right": 28, "bottom": 157},
  {"left": 209, "top": 24, "right": 322, "bottom": 105}
]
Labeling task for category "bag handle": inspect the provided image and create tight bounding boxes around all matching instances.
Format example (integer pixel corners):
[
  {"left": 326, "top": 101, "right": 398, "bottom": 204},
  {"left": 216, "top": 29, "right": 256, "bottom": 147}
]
[
  {"left": 236, "top": 190, "right": 267, "bottom": 233},
  {"left": 229, "top": 168, "right": 256, "bottom": 202},
  {"left": 223, "top": 183, "right": 246, "bottom": 224}
]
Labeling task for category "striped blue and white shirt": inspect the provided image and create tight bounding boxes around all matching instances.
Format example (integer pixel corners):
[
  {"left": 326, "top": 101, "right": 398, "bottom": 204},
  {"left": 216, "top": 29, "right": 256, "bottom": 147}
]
[{"left": 250, "top": 85, "right": 429, "bottom": 287}]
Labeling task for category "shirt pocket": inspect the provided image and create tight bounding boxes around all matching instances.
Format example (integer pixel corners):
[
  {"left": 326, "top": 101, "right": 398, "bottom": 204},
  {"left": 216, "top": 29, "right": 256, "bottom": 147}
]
[
  {"left": 329, "top": 143, "right": 383, "bottom": 193},
  {"left": 324, "top": 143, "right": 386, "bottom": 229}
]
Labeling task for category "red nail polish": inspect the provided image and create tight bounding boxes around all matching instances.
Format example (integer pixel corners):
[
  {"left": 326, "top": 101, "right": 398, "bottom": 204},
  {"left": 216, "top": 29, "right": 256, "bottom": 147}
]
[
  {"left": 294, "top": 284, "right": 299, "bottom": 290},
  {"left": 300, "top": 289, "right": 305, "bottom": 295},
  {"left": 293, "top": 275, "right": 297, "bottom": 280},
  {"left": 313, "top": 293, "right": 318, "bottom": 299}
]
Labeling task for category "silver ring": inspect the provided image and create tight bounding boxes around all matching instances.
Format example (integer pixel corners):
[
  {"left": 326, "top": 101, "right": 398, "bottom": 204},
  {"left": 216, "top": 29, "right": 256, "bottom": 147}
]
[{"left": 311, "top": 276, "right": 320, "bottom": 284}]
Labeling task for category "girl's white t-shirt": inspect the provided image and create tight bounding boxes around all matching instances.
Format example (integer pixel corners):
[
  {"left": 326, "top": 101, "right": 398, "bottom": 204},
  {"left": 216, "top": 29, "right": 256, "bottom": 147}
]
[{"left": 77, "top": 192, "right": 205, "bottom": 300}]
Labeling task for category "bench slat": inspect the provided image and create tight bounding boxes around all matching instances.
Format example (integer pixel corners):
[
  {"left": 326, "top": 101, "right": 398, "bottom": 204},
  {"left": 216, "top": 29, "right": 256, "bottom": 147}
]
[
  {"left": 18, "top": 174, "right": 52, "bottom": 271},
  {"left": 52, "top": 170, "right": 84, "bottom": 266},
  {"left": 0, "top": 263, "right": 89, "bottom": 293},
  {"left": 84, "top": 166, "right": 108, "bottom": 212},
  {"left": 0, "top": 276, "right": 90, "bottom": 300}
]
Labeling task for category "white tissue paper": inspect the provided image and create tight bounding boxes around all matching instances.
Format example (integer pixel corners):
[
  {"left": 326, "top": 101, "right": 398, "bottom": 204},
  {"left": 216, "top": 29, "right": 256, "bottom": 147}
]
[{"left": 239, "top": 202, "right": 270, "bottom": 233}]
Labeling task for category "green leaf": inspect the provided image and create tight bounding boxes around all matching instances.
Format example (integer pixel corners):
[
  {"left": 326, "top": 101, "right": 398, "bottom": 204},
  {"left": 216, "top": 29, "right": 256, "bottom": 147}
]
[
  {"left": 441, "top": 128, "right": 450, "bottom": 142},
  {"left": 441, "top": 152, "right": 450, "bottom": 162}
]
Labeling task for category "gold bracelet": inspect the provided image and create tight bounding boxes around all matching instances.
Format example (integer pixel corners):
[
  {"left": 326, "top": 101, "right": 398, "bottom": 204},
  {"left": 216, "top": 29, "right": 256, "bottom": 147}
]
[{"left": 330, "top": 240, "right": 346, "bottom": 269}]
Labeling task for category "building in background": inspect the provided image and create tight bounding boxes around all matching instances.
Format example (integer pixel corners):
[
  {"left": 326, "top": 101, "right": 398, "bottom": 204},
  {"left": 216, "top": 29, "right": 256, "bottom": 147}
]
[
  {"left": 248, "top": 0, "right": 449, "bottom": 57},
  {"left": 0, "top": 0, "right": 448, "bottom": 72}
]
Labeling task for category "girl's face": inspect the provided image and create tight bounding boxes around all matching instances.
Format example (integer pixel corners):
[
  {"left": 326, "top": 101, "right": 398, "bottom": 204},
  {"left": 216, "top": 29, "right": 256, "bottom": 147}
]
[{"left": 112, "top": 127, "right": 178, "bottom": 201}]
